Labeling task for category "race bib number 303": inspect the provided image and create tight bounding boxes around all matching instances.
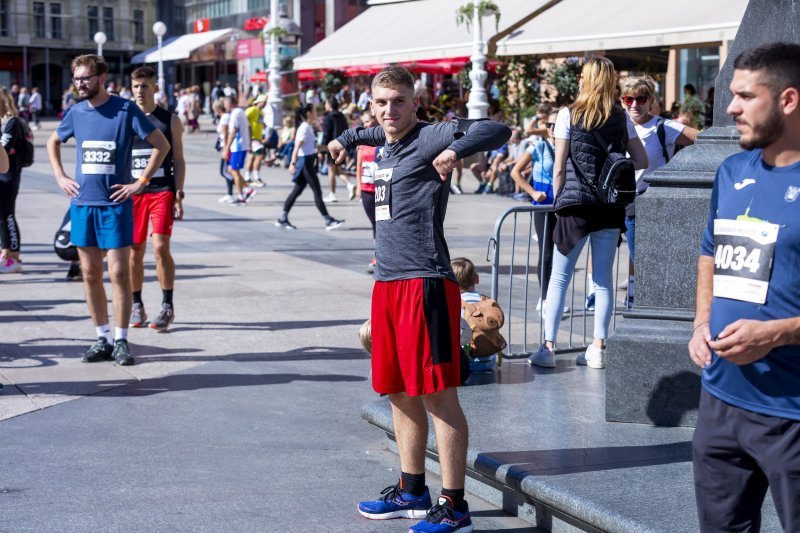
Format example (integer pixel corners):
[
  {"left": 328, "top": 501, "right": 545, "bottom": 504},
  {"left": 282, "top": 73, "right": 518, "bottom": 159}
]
[
  {"left": 131, "top": 148, "right": 164, "bottom": 179},
  {"left": 374, "top": 168, "right": 393, "bottom": 221},
  {"left": 81, "top": 140, "right": 116, "bottom": 175},
  {"left": 713, "top": 218, "right": 779, "bottom": 304}
]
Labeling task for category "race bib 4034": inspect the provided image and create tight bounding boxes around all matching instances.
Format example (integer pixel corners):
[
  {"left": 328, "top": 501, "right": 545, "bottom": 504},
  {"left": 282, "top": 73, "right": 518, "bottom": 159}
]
[
  {"left": 81, "top": 140, "right": 116, "bottom": 175},
  {"left": 713, "top": 218, "right": 779, "bottom": 304}
]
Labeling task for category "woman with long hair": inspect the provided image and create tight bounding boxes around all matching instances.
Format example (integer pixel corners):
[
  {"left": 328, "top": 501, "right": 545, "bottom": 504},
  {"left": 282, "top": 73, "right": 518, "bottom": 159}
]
[
  {"left": 529, "top": 57, "right": 648, "bottom": 370},
  {"left": 0, "top": 86, "right": 21, "bottom": 272},
  {"left": 275, "top": 104, "right": 344, "bottom": 230}
]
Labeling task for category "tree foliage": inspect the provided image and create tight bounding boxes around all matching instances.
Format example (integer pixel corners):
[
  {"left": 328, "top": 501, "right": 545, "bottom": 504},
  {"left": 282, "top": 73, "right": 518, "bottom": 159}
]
[
  {"left": 321, "top": 70, "right": 346, "bottom": 96},
  {"left": 543, "top": 58, "right": 582, "bottom": 106},
  {"left": 497, "top": 55, "right": 542, "bottom": 125}
]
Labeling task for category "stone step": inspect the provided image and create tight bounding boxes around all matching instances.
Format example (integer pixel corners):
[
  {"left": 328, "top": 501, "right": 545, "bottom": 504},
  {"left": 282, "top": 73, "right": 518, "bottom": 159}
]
[{"left": 360, "top": 359, "right": 782, "bottom": 533}]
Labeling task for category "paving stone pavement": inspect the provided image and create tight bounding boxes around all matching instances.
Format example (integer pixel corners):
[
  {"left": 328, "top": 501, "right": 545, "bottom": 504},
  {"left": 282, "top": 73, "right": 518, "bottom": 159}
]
[{"left": 0, "top": 118, "right": 538, "bottom": 531}]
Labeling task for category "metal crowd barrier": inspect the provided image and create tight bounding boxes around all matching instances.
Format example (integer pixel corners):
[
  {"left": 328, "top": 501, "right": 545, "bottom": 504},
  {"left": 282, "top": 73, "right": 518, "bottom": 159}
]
[{"left": 487, "top": 204, "right": 629, "bottom": 362}]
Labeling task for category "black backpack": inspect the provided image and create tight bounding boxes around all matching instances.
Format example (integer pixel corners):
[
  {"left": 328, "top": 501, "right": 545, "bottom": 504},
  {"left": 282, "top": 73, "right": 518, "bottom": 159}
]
[
  {"left": 13, "top": 117, "right": 34, "bottom": 168},
  {"left": 570, "top": 113, "right": 636, "bottom": 207}
]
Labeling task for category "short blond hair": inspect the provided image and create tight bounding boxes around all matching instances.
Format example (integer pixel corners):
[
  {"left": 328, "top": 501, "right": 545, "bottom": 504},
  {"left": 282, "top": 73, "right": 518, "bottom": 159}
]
[
  {"left": 620, "top": 75, "right": 656, "bottom": 98},
  {"left": 359, "top": 319, "right": 372, "bottom": 354},
  {"left": 451, "top": 257, "right": 478, "bottom": 292}
]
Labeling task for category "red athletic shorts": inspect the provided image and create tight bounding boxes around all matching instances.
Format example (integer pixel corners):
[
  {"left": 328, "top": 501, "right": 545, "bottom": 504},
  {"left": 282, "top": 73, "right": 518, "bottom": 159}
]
[
  {"left": 371, "top": 278, "right": 462, "bottom": 396},
  {"left": 133, "top": 191, "right": 175, "bottom": 244}
]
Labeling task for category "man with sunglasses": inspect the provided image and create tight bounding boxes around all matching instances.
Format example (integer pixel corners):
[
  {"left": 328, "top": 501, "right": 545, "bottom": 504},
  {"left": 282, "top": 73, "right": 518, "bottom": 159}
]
[
  {"left": 46, "top": 54, "right": 170, "bottom": 366},
  {"left": 619, "top": 77, "right": 698, "bottom": 302}
]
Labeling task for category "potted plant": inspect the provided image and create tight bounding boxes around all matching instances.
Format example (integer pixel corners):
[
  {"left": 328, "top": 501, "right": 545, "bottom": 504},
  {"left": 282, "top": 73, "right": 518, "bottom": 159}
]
[{"left": 455, "top": 1, "right": 501, "bottom": 32}]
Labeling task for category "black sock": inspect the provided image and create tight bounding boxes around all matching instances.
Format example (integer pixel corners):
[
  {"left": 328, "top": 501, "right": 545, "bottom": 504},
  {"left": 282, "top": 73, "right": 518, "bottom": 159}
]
[
  {"left": 441, "top": 488, "right": 466, "bottom": 511},
  {"left": 400, "top": 472, "right": 426, "bottom": 496},
  {"left": 162, "top": 289, "right": 173, "bottom": 307},
  {"left": 132, "top": 291, "right": 143, "bottom": 305}
]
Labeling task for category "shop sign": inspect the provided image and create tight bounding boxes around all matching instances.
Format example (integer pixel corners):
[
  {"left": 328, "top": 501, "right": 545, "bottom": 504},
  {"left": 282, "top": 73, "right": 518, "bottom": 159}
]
[
  {"left": 237, "top": 38, "right": 264, "bottom": 59},
  {"left": 244, "top": 17, "right": 269, "bottom": 31},
  {"left": 193, "top": 18, "right": 210, "bottom": 33}
]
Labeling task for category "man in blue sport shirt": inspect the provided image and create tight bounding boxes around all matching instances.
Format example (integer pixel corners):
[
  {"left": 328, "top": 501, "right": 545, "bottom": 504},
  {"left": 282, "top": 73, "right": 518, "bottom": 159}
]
[
  {"left": 47, "top": 54, "right": 170, "bottom": 366},
  {"left": 689, "top": 42, "right": 800, "bottom": 531}
]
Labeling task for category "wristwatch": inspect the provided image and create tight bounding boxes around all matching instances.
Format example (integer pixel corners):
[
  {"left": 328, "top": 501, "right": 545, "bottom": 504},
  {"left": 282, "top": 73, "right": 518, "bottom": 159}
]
[{"left": 176, "top": 190, "right": 185, "bottom": 200}]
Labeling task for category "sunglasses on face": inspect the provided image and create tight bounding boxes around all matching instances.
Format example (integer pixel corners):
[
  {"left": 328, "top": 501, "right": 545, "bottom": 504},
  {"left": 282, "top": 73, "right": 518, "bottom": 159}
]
[
  {"left": 546, "top": 122, "right": 556, "bottom": 128},
  {"left": 622, "top": 95, "right": 649, "bottom": 106}
]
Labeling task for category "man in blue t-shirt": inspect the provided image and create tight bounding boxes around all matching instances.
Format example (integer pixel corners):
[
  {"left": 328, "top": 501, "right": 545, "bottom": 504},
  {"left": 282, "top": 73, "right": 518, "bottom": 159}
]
[
  {"left": 46, "top": 54, "right": 169, "bottom": 366},
  {"left": 689, "top": 42, "right": 800, "bottom": 531}
]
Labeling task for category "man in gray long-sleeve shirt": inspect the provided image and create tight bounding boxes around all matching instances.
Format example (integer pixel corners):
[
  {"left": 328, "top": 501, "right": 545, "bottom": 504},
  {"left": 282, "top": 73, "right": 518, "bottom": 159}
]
[{"left": 329, "top": 66, "right": 510, "bottom": 533}]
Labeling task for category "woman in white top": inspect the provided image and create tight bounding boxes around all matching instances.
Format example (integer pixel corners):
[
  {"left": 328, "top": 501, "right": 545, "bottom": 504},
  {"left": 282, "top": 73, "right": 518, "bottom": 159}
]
[
  {"left": 276, "top": 104, "right": 344, "bottom": 230},
  {"left": 530, "top": 57, "right": 648, "bottom": 370},
  {"left": 213, "top": 99, "right": 236, "bottom": 203}
]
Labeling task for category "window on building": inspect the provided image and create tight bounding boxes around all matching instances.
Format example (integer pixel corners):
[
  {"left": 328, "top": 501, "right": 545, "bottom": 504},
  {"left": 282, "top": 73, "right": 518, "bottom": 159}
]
[
  {"left": 33, "top": 2, "right": 45, "bottom": 38},
  {"left": 0, "top": 0, "right": 10, "bottom": 37},
  {"left": 103, "top": 6, "right": 114, "bottom": 41},
  {"left": 133, "top": 9, "right": 144, "bottom": 44},
  {"left": 247, "top": 0, "right": 267, "bottom": 11},
  {"left": 87, "top": 5, "right": 99, "bottom": 40},
  {"left": 50, "top": 3, "right": 62, "bottom": 39}
]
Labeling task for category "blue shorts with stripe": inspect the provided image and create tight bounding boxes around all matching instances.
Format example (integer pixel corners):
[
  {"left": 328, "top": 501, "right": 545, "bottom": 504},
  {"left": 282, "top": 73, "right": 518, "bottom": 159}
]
[{"left": 70, "top": 203, "right": 133, "bottom": 249}]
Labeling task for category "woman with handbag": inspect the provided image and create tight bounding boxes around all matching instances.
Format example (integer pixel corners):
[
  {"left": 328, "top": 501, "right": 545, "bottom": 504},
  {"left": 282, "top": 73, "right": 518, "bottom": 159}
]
[
  {"left": 0, "top": 88, "right": 23, "bottom": 273},
  {"left": 529, "top": 57, "right": 648, "bottom": 370}
]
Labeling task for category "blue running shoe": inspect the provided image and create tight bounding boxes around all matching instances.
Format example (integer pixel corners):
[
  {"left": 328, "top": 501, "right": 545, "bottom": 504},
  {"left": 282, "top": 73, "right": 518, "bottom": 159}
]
[
  {"left": 408, "top": 496, "right": 473, "bottom": 533},
  {"left": 584, "top": 292, "right": 596, "bottom": 311},
  {"left": 358, "top": 482, "right": 431, "bottom": 520}
]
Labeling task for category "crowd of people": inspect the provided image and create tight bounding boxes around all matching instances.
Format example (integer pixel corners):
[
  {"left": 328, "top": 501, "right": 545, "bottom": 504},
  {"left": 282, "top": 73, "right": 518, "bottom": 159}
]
[{"left": 2, "top": 39, "right": 800, "bottom": 533}]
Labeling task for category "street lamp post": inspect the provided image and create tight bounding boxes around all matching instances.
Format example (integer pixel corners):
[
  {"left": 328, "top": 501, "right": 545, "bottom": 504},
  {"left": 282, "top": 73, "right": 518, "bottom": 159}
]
[
  {"left": 153, "top": 21, "right": 167, "bottom": 95},
  {"left": 94, "top": 31, "right": 107, "bottom": 56},
  {"left": 266, "top": 0, "right": 283, "bottom": 128},
  {"left": 465, "top": 4, "right": 488, "bottom": 119}
]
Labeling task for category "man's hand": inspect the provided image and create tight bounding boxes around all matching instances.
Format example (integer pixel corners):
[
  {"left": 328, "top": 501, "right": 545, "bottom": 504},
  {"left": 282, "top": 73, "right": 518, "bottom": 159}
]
[
  {"left": 222, "top": 148, "right": 230, "bottom": 161},
  {"left": 432, "top": 149, "right": 458, "bottom": 181},
  {"left": 174, "top": 199, "right": 184, "bottom": 220},
  {"left": 110, "top": 180, "right": 146, "bottom": 203},
  {"left": 532, "top": 191, "right": 547, "bottom": 203},
  {"left": 688, "top": 323, "right": 712, "bottom": 368},
  {"left": 327, "top": 139, "right": 347, "bottom": 165},
  {"left": 56, "top": 174, "right": 79, "bottom": 198},
  {"left": 708, "top": 319, "right": 782, "bottom": 366}
]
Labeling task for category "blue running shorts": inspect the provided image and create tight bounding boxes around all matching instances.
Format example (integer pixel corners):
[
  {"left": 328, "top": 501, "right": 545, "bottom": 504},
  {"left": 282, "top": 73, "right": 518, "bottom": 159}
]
[
  {"left": 228, "top": 150, "right": 247, "bottom": 171},
  {"left": 70, "top": 203, "right": 134, "bottom": 249}
]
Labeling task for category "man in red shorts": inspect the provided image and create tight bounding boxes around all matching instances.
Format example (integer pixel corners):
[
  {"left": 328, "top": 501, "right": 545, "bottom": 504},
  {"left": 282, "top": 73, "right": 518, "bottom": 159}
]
[
  {"left": 128, "top": 66, "right": 185, "bottom": 332},
  {"left": 329, "top": 66, "right": 510, "bottom": 533}
]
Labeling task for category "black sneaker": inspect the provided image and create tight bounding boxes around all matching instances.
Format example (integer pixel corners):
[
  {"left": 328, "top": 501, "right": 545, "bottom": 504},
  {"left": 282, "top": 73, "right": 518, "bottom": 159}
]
[
  {"left": 66, "top": 263, "right": 82, "bottom": 281},
  {"left": 325, "top": 218, "right": 345, "bottom": 231},
  {"left": 82, "top": 337, "right": 114, "bottom": 363},
  {"left": 274, "top": 218, "right": 297, "bottom": 230},
  {"left": 112, "top": 339, "right": 134, "bottom": 366},
  {"left": 149, "top": 304, "right": 175, "bottom": 332}
]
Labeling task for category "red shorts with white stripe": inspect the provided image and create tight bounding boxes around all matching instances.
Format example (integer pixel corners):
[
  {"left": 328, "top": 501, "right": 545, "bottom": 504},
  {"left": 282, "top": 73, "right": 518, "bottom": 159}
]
[
  {"left": 133, "top": 191, "right": 175, "bottom": 244},
  {"left": 370, "top": 278, "right": 463, "bottom": 396}
]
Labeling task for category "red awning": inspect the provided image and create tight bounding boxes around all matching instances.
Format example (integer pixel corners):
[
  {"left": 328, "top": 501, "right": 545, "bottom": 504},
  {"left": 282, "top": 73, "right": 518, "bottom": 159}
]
[{"left": 250, "top": 71, "right": 267, "bottom": 83}]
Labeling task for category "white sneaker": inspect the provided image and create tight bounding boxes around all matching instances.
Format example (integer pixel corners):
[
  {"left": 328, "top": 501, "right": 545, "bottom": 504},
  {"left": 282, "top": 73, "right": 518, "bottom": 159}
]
[
  {"left": 323, "top": 192, "right": 338, "bottom": 203},
  {"left": 451, "top": 183, "right": 463, "bottom": 194},
  {"left": 347, "top": 182, "right": 356, "bottom": 200},
  {"left": 0, "top": 257, "right": 22, "bottom": 273},
  {"left": 577, "top": 345, "right": 605, "bottom": 369},
  {"left": 218, "top": 195, "right": 235, "bottom": 203}
]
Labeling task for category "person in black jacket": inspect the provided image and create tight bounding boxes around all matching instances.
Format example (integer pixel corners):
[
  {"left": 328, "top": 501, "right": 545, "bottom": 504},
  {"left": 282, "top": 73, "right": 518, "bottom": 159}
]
[
  {"left": 529, "top": 57, "right": 648, "bottom": 370},
  {"left": 321, "top": 96, "right": 355, "bottom": 202},
  {"left": 0, "top": 88, "right": 22, "bottom": 273}
]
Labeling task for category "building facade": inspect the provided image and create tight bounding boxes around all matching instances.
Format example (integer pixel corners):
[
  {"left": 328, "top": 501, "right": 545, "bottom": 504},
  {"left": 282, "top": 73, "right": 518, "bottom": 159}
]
[{"left": 0, "top": 0, "right": 168, "bottom": 114}]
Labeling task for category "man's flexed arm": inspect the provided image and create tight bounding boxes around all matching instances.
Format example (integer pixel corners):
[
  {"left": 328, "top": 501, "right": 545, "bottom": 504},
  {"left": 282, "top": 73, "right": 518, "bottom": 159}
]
[{"left": 328, "top": 126, "right": 386, "bottom": 164}]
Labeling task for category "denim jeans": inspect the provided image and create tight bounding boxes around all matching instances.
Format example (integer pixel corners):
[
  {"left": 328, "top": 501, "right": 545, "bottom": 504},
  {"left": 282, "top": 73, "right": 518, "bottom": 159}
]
[
  {"left": 544, "top": 227, "right": 620, "bottom": 342},
  {"left": 625, "top": 215, "right": 636, "bottom": 265}
]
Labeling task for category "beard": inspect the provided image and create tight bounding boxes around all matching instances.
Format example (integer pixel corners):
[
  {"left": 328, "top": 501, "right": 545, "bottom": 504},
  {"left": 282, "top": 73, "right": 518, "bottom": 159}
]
[
  {"left": 77, "top": 84, "right": 100, "bottom": 101},
  {"left": 739, "top": 103, "right": 784, "bottom": 150}
]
